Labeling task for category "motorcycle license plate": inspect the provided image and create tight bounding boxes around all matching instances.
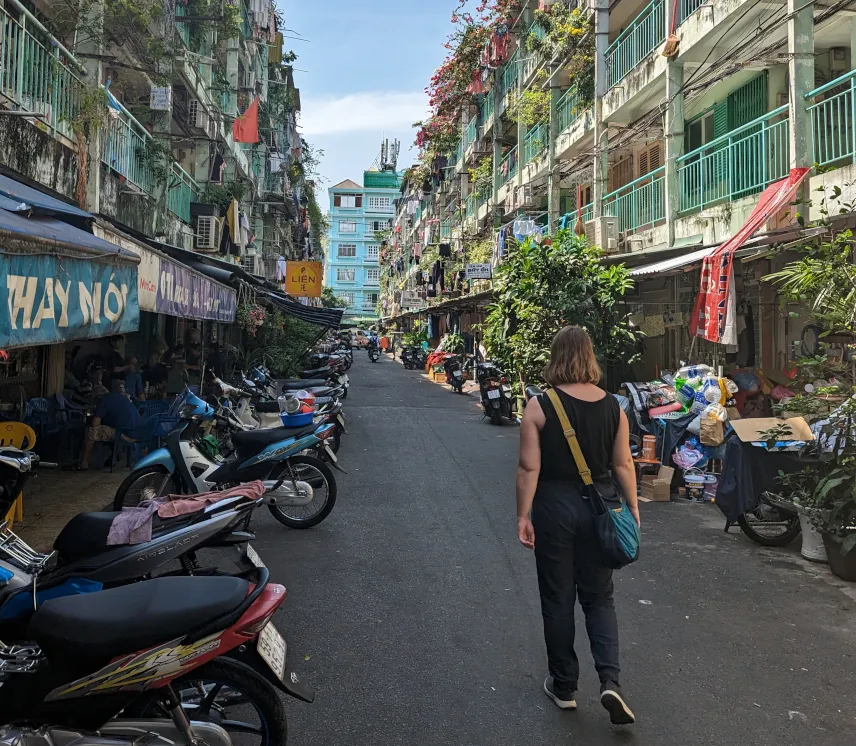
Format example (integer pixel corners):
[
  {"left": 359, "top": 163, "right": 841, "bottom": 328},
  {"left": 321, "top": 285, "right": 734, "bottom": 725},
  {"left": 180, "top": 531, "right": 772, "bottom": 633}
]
[
  {"left": 245, "top": 544, "right": 266, "bottom": 569},
  {"left": 453, "top": 370, "right": 462, "bottom": 378},
  {"left": 336, "top": 413, "right": 345, "bottom": 427},
  {"left": 325, "top": 445, "right": 338, "bottom": 463},
  {"left": 487, "top": 389, "right": 500, "bottom": 399},
  {"left": 258, "top": 622, "right": 287, "bottom": 683}
]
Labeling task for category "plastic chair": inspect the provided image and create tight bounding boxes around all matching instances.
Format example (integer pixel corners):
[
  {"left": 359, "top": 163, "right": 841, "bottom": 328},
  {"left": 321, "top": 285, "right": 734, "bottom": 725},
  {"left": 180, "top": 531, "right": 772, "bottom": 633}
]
[
  {"left": 137, "top": 400, "right": 170, "bottom": 418},
  {"left": 0, "top": 422, "right": 37, "bottom": 528},
  {"left": 111, "top": 415, "right": 163, "bottom": 472}
]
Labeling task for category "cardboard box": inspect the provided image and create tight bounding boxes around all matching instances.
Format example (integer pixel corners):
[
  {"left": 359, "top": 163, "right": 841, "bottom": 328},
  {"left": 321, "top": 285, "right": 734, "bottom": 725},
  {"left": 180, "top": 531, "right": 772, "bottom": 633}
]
[
  {"left": 730, "top": 417, "right": 814, "bottom": 443},
  {"left": 640, "top": 465, "right": 674, "bottom": 502}
]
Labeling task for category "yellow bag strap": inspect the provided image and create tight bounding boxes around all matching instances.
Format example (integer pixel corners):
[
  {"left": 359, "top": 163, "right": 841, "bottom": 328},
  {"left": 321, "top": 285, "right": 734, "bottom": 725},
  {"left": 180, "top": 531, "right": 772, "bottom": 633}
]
[{"left": 545, "top": 388, "right": 593, "bottom": 486}]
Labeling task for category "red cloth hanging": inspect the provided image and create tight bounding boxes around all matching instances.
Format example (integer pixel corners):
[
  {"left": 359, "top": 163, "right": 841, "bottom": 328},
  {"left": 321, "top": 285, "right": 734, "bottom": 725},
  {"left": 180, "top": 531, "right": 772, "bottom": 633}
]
[{"left": 233, "top": 96, "right": 260, "bottom": 144}]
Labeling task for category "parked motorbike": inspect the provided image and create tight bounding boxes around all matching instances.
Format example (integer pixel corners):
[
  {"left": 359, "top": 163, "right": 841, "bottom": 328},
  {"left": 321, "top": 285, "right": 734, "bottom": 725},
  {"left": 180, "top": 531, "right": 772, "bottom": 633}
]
[
  {"left": 444, "top": 354, "right": 465, "bottom": 393},
  {"left": 113, "top": 391, "right": 339, "bottom": 529},
  {"left": 731, "top": 491, "right": 802, "bottom": 547},
  {"left": 0, "top": 570, "right": 312, "bottom": 746},
  {"left": 0, "top": 447, "right": 266, "bottom": 627},
  {"left": 476, "top": 361, "right": 514, "bottom": 425},
  {"left": 401, "top": 345, "right": 426, "bottom": 370}
]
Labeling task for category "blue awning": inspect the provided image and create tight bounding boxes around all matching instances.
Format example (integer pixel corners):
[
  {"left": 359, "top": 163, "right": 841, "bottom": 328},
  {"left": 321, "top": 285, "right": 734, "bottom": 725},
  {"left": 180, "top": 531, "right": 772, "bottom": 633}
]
[
  {"left": 0, "top": 207, "right": 137, "bottom": 262},
  {"left": 0, "top": 173, "right": 91, "bottom": 218}
]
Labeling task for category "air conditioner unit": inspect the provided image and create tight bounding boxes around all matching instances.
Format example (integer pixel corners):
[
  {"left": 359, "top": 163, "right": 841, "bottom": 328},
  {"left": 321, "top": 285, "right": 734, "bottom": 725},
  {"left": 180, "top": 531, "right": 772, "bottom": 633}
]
[
  {"left": 188, "top": 100, "right": 209, "bottom": 130},
  {"left": 196, "top": 215, "right": 223, "bottom": 250},
  {"left": 584, "top": 216, "right": 619, "bottom": 252}
]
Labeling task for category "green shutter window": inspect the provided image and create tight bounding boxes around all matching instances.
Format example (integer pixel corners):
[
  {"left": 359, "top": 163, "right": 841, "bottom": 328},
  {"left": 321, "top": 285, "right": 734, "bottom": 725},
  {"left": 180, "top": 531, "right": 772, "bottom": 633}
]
[
  {"left": 728, "top": 71, "right": 768, "bottom": 131},
  {"left": 712, "top": 100, "right": 730, "bottom": 140}
]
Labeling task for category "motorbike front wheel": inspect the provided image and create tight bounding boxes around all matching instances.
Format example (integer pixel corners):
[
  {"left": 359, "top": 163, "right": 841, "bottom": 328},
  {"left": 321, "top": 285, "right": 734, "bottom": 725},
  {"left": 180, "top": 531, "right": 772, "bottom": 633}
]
[
  {"left": 114, "top": 465, "right": 181, "bottom": 510},
  {"left": 131, "top": 657, "right": 287, "bottom": 746},
  {"left": 267, "top": 455, "right": 337, "bottom": 529},
  {"left": 737, "top": 509, "right": 801, "bottom": 547}
]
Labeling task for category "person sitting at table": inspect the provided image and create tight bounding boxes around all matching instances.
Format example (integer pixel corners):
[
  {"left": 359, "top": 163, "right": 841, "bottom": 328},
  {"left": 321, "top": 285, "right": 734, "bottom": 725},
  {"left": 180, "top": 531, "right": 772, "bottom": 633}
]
[
  {"left": 124, "top": 356, "right": 145, "bottom": 401},
  {"left": 77, "top": 380, "right": 142, "bottom": 470}
]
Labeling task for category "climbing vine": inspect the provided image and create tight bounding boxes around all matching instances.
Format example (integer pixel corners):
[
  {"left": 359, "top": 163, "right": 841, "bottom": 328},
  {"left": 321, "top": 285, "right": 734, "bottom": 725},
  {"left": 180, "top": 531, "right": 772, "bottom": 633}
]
[{"left": 69, "top": 88, "right": 108, "bottom": 208}]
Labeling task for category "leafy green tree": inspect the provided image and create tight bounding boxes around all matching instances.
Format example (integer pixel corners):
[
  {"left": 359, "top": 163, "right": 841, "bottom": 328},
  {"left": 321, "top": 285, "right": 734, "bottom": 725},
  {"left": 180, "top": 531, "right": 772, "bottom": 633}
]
[
  {"left": 320, "top": 287, "right": 346, "bottom": 309},
  {"left": 483, "top": 231, "right": 640, "bottom": 386}
]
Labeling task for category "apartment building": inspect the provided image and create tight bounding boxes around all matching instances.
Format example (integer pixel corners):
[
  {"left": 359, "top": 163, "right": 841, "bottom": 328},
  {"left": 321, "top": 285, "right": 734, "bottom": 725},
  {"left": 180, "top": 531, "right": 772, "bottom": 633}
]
[
  {"left": 327, "top": 171, "right": 400, "bottom": 323},
  {"left": 384, "top": 0, "right": 856, "bottom": 371}
]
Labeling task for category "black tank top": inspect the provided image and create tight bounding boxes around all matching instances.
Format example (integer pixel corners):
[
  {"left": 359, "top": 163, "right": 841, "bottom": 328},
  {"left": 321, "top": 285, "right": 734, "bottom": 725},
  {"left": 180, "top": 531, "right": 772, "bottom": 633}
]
[{"left": 538, "top": 389, "right": 620, "bottom": 482}]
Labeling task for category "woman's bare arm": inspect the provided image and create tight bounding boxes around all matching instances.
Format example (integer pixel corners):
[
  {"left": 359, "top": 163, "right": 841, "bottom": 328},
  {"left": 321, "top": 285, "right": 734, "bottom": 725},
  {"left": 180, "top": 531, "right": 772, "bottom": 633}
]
[
  {"left": 516, "top": 397, "right": 545, "bottom": 548},
  {"left": 611, "top": 409, "right": 640, "bottom": 526}
]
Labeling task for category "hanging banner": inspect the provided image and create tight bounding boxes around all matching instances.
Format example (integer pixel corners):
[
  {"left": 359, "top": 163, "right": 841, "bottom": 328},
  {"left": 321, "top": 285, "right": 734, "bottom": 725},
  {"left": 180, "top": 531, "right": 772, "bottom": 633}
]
[
  {"left": 285, "top": 261, "right": 323, "bottom": 297},
  {"left": 691, "top": 168, "right": 810, "bottom": 343},
  {"left": 0, "top": 255, "right": 139, "bottom": 348},
  {"left": 92, "top": 224, "right": 237, "bottom": 322},
  {"left": 156, "top": 258, "right": 237, "bottom": 322}
]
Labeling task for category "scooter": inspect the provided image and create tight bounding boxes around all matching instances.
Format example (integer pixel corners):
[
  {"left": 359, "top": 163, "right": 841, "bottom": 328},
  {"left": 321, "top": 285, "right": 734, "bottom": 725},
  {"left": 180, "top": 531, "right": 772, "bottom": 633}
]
[
  {"left": 477, "top": 361, "right": 514, "bottom": 425},
  {"left": 0, "top": 570, "right": 312, "bottom": 744},
  {"left": 114, "top": 392, "right": 339, "bottom": 529},
  {"left": 444, "top": 355, "right": 465, "bottom": 393},
  {"left": 368, "top": 345, "right": 381, "bottom": 363}
]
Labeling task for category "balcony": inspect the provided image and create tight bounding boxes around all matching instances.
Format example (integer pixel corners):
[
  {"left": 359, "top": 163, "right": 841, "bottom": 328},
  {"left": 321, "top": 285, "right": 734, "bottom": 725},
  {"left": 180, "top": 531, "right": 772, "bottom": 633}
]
[
  {"left": 102, "top": 100, "right": 156, "bottom": 195},
  {"left": 0, "top": 5, "right": 85, "bottom": 143},
  {"left": 481, "top": 92, "right": 494, "bottom": 127},
  {"left": 677, "top": 106, "right": 789, "bottom": 214},
  {"left": 440, "top": 220, "right": 452, "bottom": 239},
  {"left": 500, "top": 50, "right": 519, "bottom": 101},
  {"left": 560, "top": 202, "right": 594, "bottom": 230},
  {"left": 605, "top": 0, "right": 665, "bottom": 90},
  {"left": 807, "top": 70, "right": 856, "bottom": 168},
  {"left": 523, "top": 122, "right": 548, "bottom": 164},
  {"left": 166, "top": 164, "right": 201, "bottom": 224},
  {"left": 497, "top": 146, "right": 519, "bottom": 188},
  {"left": 557, "top": 84, "right": 589, "bottom": 134},
  {"left": 602, "top": 167, "right": 665, "bottom": 235}
]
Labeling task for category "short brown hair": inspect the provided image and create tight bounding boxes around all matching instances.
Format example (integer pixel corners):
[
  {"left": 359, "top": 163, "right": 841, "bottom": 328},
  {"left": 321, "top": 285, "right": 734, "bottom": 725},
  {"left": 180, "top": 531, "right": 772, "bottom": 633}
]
[{"left": 543, "top": 325, "right": 601, "bottom": 386}]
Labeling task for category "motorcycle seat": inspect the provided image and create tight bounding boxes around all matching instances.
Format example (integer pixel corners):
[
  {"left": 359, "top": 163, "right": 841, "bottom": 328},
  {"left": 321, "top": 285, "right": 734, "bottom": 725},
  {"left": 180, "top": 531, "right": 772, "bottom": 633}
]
[
  {"left": 301, "top": 366, "right": 331, "bottom": 378},
  {"left": 282, "top": 379, "right": 327, "bottom": 389},
  {"left": 29, "top": 576, "right": 250, "bottom": 666},
  {"left": 305, "top": 386, "right": 334, "bottom": 397},
  {"left": 254, "top": 400, "right": 280, "bottom": 414},
  {"left": 232, "top": 423, "right": 319, "bottom": 457}
]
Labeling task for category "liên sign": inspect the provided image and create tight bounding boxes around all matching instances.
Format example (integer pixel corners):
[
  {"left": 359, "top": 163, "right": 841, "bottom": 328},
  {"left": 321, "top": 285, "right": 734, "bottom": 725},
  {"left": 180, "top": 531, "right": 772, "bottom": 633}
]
[{"left": 285, "top": 261, "right": 322, "bottom": 298}]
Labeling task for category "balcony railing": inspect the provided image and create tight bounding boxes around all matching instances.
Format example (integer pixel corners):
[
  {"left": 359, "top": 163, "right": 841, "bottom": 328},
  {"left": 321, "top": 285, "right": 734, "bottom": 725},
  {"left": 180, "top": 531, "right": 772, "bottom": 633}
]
[
  {"left": 523, "top": 122, "right": 548, "bottom": 164},
  {"left": 677, "top": 105, "right": 789, "bottom": 213},
  {"left": 102, "top": 99, "right": 156, "bottom": 195},
  {"left": 557, "top": 84, "right": 590, "bottom": 134},
  {"left": 807, "top": 70, "right": 856, "bottom": 168},
  {"left": 500, "top": 50, "right": 519, "bottom": 98},
  {"left": 602, "top": 167, "right": 665, "bottom": 234},
  {"left": 560, "top": 202, "right": 594, "bottom": 230},
  {"left": 481, "top": 91, "right": 494, "bottom": 123},
  {"left": 440, "top": 220, "right": 452, "bottom": 239},
  {"left": 455, "top": 138, "right": 463, "bottom": 166},
  {"left": 0, "top": 5, "right": 85, "bottom": 141},
  {"left": 605, "top": 0, "right": 665, "bottom": 89},
  {"left": 464, "top": 117, "right": 478, "bottom": 152},
  {"left": 465, "top": 194, "right": 477, "bottom": 219},
  {"left": 167, "top": 164, "right": 201, "bottom": 224},
  {"left": 678, "top": 0, "right": 706, "bottom": 24},
  {"left": 497, "top": 146, "right": 518, "bottom": 187}
]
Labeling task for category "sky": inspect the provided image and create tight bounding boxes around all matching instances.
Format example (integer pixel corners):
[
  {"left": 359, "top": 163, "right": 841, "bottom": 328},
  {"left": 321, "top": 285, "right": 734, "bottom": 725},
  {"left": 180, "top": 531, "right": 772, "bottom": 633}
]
[{"left": 279, "top": 0, "right": 457, "bottom": 206}]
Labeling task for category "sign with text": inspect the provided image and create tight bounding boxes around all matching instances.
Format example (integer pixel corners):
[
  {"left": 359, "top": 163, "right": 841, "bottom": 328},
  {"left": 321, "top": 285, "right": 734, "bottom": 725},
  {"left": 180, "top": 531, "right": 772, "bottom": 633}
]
[
  {"left": 401, "top": 290, "right": 425, "bottom": 306},
  {"left": 465, "top": 263, "right": 492, "bottom": 280},
  {"left": 1, "top": 255, "right": 139, "bottom": 348},
  {"left": 150, "top": 86, "right": 172, "bottom": 111},
  {"left": 285, "top": 261, "right": 323, "bottom": 298}
]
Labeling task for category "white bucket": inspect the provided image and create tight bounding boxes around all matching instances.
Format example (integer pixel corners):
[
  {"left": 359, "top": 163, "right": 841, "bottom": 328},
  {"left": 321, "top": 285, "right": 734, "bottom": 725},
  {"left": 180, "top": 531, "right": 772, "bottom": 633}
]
[{"left": 799, "top": 513, "right": 828, "bottom": 563}]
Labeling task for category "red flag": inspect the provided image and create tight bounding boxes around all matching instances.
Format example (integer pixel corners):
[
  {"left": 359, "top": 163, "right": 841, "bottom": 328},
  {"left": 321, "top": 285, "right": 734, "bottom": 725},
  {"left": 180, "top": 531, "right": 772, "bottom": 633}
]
[
  {"left": 691, "top": 167, "right": 810, "bottom": 343},
  {"left": 233, "top": 96, "right": 260, "bottom": 143}
]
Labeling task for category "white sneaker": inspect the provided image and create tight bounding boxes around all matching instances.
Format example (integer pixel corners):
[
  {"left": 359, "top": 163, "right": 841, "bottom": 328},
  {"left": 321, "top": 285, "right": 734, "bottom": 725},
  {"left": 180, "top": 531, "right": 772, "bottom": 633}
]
[{"left": 543, "top": 676, "right": 577, "bottom": 710}]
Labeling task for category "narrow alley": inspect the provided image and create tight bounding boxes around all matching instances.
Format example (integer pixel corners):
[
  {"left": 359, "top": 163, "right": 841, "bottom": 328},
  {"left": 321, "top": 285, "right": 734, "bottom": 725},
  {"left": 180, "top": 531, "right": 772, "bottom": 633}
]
[{"left": 247, "top": 356, "right": 856, "bottom": 746}]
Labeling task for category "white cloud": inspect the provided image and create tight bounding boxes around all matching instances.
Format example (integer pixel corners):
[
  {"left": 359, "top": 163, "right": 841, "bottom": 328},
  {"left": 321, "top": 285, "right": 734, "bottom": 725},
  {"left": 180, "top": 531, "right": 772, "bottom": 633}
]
[{"left": 299, "top": 91, "right": 429, "bottom": 136}]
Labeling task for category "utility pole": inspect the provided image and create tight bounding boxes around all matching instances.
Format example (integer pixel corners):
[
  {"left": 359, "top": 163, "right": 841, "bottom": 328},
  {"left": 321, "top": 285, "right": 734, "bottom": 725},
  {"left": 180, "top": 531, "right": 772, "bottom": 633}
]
[{"left": 592, "top": 0, "right": 610, "bottom": 247}]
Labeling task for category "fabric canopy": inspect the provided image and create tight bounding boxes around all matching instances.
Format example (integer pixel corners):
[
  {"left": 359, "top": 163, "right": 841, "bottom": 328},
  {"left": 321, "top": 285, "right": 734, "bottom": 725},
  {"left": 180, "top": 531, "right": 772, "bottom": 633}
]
[
  {"left": 0, "top": 207, "right": 137, "bottom": 261},
  {"left": 0, "top": 173, "right": 91, "bottom": 218},
  {"left": 260, "top": 289, "right": 343, "bottom": 328}
]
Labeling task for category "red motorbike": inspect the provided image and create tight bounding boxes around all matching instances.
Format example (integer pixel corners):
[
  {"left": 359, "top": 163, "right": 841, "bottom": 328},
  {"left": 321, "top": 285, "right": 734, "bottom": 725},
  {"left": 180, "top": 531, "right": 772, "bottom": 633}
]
[{"left": 0, "top": 568, "right": 312, "bottom": 746}]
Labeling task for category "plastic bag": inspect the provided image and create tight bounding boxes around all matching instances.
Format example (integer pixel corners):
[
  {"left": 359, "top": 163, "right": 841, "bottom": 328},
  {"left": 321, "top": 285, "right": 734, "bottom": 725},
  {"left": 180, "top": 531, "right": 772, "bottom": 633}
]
[
  {"left": 676, "top": 364, "right": 713, "bottom": 380},
  {"left": 702, "top": 375, "right": 722, "bottom": 403},
  {"left": 673, "top": 443, "right": 706, "bottom": 470}
]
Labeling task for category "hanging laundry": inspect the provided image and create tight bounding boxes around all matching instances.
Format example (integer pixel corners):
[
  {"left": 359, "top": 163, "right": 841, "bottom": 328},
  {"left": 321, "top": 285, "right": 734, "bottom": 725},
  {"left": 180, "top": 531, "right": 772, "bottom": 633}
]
[
  {"left": 275, "top": 256, "right": 287, "bottom": 282},
  {"left": 233, "top": 96, "right": 260, "bottom": 143},
  {"left": 210, "top": 151, "right": 225, "bottom": 183},
  {"left": 513, "top": 218, "right": 538, "bottom": 243}
]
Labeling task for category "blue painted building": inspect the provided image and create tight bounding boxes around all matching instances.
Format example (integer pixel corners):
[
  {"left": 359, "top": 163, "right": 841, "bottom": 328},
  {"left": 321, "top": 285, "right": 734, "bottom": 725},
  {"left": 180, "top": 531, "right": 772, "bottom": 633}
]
[{"left": 326, "top": 170, "right": 400, "bottom": 324}]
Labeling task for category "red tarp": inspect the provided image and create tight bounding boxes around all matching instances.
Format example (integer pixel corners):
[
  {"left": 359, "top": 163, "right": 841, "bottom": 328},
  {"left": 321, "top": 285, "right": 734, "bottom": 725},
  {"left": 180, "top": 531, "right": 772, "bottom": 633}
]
[{"left": 691, "top": 167, "right": 810, "bottom": 344}]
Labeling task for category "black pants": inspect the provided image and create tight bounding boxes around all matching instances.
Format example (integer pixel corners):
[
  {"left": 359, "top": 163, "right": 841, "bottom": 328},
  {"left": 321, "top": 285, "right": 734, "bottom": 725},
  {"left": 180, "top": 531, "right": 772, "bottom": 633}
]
[{"left": 532, "top": 481, "right": 620, "bottom": 695}]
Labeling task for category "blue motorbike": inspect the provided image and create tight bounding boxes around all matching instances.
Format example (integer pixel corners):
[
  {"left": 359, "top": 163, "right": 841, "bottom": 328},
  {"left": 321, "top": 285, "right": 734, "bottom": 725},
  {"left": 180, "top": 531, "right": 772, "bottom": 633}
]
[{"left": 113, "top": 391, "right": 339, "bottom": 528}]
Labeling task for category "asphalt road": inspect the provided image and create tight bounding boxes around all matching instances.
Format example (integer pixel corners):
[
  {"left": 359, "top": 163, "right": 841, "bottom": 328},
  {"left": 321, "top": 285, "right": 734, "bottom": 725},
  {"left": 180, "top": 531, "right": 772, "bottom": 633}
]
[{"left": 248, "top": 354, "right": 856, "bottom": 746}]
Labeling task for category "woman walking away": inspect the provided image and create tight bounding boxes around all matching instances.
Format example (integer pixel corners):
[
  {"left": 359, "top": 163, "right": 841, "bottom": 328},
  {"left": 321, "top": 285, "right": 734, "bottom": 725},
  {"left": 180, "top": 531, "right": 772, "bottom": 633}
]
[{"left": 516, "top": 325, "right": 639, "bottom": 724}]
